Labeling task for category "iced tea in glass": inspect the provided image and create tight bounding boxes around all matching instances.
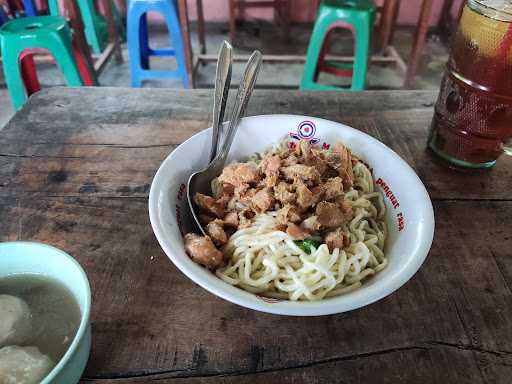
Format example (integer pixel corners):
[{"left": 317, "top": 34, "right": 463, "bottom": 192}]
[{"left": 428, "top": 0, "right": 512, "bottom": 168}]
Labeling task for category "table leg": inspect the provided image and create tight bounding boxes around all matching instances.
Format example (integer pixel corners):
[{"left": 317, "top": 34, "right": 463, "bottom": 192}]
[
  {"left": 404, "top": 0, "right": 433, "bottom": 88},
  {"left": 178, "top": 0, "right": 194, "bottom": 88},
  {"left": 196, "top": 0, "right": 206, "bottom": 55}
]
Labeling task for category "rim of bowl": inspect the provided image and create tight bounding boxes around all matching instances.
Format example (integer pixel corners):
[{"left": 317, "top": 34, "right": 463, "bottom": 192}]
[
  {"left": 0, "top": 241, "right": 91, "bottom": 382},
  {"left": 149, "top": 114, "right": 435, "bottom": 316}
]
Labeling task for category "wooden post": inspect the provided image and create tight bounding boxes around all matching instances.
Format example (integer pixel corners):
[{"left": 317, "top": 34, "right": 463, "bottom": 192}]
[
  {"left": 389, "top": 0, "right": 401, "bottom": 47},
  {"left": 379, "top": 0, "right": 400, "bottom": 52},
  {"left": 196, "top": 0, "right": 206, "bottom": 55},
  {"left": 229, "top": 0, "right": 236, "bottom": 42},
  {"left": 404, "top": 0, "right": 433, "bottom": 88},
  {"left": 178, "top": 0, "right": 194, "bottom": 88}
]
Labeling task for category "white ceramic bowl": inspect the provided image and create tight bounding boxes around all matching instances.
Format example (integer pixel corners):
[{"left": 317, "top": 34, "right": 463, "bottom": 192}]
[{"left": 149, "top": 115, "right": 435, "bottom": 316}]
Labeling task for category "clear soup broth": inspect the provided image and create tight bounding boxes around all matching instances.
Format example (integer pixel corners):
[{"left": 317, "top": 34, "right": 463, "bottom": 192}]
[{"left": 0, "top": 274, "right": 81, "bottom": 363}]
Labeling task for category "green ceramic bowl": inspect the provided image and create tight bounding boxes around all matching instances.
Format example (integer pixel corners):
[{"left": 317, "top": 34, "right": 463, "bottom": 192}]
[{"left": 0, "top": 241, "right": 91, "bottom": 384}]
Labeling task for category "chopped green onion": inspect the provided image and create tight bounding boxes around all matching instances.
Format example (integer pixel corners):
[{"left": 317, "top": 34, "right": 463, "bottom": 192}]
[{"left": 294, "top": 239, "right": 321, "bottom": 254}]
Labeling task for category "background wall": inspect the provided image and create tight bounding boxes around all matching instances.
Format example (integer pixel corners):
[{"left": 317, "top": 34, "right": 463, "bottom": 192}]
[{"left": 184, "top": 0, "right": 465, "bottom": 27}]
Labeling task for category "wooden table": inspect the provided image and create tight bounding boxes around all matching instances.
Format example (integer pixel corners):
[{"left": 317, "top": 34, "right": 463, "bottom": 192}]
[{"left": 1, "top": 88, "right": 511, "bottom": 383}]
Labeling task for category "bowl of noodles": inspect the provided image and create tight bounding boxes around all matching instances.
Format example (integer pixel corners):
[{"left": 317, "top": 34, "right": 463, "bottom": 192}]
[{"left": 149, "top": 115, "right": 434, "bottom": 316}]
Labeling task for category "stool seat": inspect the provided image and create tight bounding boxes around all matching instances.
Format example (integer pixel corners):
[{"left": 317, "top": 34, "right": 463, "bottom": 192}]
[
  {"left": 127, "top": 0, "right": 189, "bottom": 88},
  {"left": 301, "top": 0, "right": 376, "bottom": 91},
  {"left": 0, "top": 16, "right": 84, "bottom": 110},
  {"left": 0, "top": 14, "right": 67, "bottom": 35}
]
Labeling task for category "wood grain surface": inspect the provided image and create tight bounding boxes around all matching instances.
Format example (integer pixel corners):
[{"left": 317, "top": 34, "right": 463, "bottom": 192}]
[{"left": 1, "top": 88, "right": 511, "bottom": 383}]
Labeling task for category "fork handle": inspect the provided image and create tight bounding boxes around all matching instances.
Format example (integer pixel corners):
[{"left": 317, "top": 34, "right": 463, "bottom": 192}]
[{"left": 214, "top": 50, "right": 263, "bottom": 167}]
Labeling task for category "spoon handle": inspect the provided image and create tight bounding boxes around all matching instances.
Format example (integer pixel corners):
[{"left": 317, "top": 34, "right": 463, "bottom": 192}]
[
  {"left": 214, "top": 50, "right": 263, "bottom": 167},
  {"left": 210, "top": 41, "right": 233, "bottom": 163}
]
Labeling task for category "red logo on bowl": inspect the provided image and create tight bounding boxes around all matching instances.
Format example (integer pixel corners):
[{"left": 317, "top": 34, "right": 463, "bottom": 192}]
[{"left": 290, "top": 121, "right": 320, "bottom": 145}]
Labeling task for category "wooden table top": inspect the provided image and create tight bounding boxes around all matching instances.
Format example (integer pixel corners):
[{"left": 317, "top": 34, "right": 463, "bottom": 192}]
[{"left": 1, "top": 88, "right": 511, "bottom": 383}]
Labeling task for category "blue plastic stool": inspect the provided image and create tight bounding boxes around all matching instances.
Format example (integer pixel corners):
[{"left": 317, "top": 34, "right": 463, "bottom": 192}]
[
  {"left": 127, "top": 0, "right": 189, "bottom": 88},
  {"left": 23, "top": 0, "right": 38, "bottom": 16}
]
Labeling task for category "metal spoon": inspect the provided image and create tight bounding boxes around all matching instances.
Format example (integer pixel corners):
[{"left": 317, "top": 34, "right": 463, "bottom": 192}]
[
  {"left": 209, "top": 41, "right": 233, "bottom": 162},
  {"left": 187, "top": 50, "right": 263, "bottom": 235}
]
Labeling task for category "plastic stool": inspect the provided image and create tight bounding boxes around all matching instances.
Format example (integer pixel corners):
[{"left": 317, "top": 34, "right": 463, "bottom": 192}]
[
  {"left": 301, "top": 0, "right": 376, "bottom": 91},
  {"left": 23, "top": 0, "right": 37, "bottom": 16},
  {"left": 50, "top": 0, "right": 109, "bottom": 54},
  {"left": 0, "top": 16, "right": 84, "bottom": 110},
  {"left": 127, "top": 0, "right": 189, "bottom": 88}
]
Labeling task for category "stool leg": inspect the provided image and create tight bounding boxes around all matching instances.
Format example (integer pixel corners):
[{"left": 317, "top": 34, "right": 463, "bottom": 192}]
[
  {"left": 20, "top": 52, "right": 41, "bottom": 95},
  {"left": 48, "top": 37, "right": 85, "bottom": 87},
  {"left": 351, "top": 16, "right": 372, "bottom": 91},
  {"left": 23, "top": 0, "right": 37, "bottom": 16},
  {"left": 1, "top": 6, "right": 10, "bottom": 25},
  {"left": 127, "top": 7, "right": 143, "bottom": 87},
  {"left": 139, "top": 12, "right": 150, "bottom": 69},
  {"left": 72, "top": 41, "right": 97, "bottom": 86},
  {"left": 77, "top": 0, "right": 103, "bottom": 54},
  {"left": 2, "top": 47, "right": 29, "bottom": 110},
  {"left": 66, "top": 0, "right": 100, "bottom": 85},
  {"left": 47, "top": 0, "right": 58, "bottom": 15},
  {"left": 301, "top": 11, "right": 338, "bottom": 90},
  {"left": 316, "top": 28, "right": 335, "bottom": 81}
]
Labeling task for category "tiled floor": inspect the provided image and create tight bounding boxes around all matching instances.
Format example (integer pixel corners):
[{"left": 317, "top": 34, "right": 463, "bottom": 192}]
[{"left": 0, "top": 22, "right": 449, "bottom": 129}]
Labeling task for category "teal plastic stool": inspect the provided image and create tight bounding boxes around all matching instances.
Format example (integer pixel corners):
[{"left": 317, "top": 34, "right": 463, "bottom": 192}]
[
  {"left": 301, "top": 0, "right": 376, "bottom": 91},
  {"left": 49, "top": 0, "right": 108, "bottom": 54},
  {"left": 0, "top": 16, "right": 84, "bottom": 110}
]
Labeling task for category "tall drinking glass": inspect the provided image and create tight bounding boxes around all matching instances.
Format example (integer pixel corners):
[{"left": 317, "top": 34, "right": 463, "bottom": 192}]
[{"left": 428, "top": 0, "right": 512, "bottom": 168}]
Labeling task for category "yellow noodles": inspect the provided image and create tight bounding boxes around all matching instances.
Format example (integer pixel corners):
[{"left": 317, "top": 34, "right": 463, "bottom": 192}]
[{"left": 216, "top": 158, "right": 387, "bottom": 301}]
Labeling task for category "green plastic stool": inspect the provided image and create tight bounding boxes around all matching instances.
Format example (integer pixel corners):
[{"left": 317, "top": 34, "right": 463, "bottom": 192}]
[
  {"left": 301, "top": 0, "right": 376, "bottom": 91},
  {"left": 0, "top": 16, "right": 84, "bottom": 110}
]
